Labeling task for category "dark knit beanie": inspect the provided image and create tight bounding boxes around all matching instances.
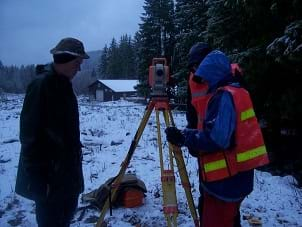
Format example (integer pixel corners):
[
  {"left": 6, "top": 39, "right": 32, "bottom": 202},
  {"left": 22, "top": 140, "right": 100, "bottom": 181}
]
[
  {"left": 53, "top": 53, "right": 78, "bottom": 64},
  {"left": 188, "top": 42, "right": 212, "bottom": 68}
]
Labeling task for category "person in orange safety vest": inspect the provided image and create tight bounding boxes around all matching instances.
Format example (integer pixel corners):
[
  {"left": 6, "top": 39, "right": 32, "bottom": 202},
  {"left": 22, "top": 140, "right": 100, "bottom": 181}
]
[{"left": 165, "top": 48, "right": 269, "bottom": 227}]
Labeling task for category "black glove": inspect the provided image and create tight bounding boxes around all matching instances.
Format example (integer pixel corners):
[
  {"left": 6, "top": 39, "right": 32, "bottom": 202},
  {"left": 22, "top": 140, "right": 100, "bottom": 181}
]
[
  {"left": 187, "top": 148, "right": 199, "bottom": 157},
  {"left": 165, "top": 127, "right": 185, "bottom": 147}
]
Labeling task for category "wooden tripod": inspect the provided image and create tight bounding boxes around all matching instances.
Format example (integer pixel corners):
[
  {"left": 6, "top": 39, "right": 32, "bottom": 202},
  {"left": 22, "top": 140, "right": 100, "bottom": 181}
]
[{"left": 96, "top": 96, "right": 199, "bottom": 227}]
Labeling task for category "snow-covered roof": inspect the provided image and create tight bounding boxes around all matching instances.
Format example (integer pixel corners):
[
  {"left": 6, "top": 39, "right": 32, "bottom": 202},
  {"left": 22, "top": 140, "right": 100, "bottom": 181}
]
[{"left": 98, "top": 79, "right": 138, "bottom": 92}]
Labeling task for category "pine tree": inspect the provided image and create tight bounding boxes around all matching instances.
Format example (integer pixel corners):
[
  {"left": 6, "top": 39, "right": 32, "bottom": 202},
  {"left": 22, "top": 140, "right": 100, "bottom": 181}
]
[
  {"left": 206, "top": 0, "right": 248, "bottom": 52},
  {"left": 106, "top": 38, "right": 121, "bottom": 78},
  {"left": 136, "top": 0, "right": 175, "bottom": 90},
  {"left": 119, "top": 34, "right": 136, "bottom": 78},
  {"left": 174, "top": 0, "right": 208, "bottom": 73},
  {"left": 98, "top": 45, "right": 108, "bottom": 78},
  {"left": 173, "top": 0, "right": 209, "bottom": 104},
  {"left": 132, "top": 32, "right": 141, "bottom": 78}
]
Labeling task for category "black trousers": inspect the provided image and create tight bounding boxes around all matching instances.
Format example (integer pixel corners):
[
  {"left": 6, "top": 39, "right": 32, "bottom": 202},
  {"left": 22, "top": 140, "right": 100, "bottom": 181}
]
[{"left": 35, "top": 195, "right": 79, "bottom": 227}]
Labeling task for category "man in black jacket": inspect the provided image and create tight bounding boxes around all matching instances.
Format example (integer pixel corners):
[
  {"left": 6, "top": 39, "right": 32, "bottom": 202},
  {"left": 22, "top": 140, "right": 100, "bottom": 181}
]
[{"left": 15, "top": 37, "right": 89, "bottom": 227}]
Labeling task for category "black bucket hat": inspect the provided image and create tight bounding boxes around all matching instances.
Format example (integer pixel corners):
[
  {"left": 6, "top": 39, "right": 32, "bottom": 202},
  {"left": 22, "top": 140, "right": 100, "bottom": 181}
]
[{"left": 50, "top": 37, "right": 89, "bottom": 59}]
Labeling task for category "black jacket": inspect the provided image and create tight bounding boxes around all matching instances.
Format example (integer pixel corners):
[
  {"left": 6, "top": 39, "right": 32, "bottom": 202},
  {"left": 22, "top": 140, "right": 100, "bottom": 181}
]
[{"left": 15, "top": 64, "right": 84, "bottom": 201}]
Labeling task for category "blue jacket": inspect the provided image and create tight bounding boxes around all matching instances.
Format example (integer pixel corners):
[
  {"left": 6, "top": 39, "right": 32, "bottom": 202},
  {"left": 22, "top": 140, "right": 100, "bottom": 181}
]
[{"left": 183, "top": 51, "right": 253, "bottom": 202}]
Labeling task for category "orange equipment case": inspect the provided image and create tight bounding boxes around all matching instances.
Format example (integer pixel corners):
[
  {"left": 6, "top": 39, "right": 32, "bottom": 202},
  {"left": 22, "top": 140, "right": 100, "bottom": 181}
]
[{"left": 122, "top": 189, "right": 144, "bottom": 208}]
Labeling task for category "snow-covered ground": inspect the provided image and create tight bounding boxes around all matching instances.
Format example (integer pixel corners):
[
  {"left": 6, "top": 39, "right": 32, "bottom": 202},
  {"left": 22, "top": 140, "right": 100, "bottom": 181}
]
[{"left": 0, "top": 94, "right": 301, "bottom": 227}]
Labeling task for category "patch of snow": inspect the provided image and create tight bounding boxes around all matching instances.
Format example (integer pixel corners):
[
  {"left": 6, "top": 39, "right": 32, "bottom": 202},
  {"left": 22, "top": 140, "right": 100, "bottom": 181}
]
[{"left": 0, "top": 94, "right": 301, "bottom": 226}]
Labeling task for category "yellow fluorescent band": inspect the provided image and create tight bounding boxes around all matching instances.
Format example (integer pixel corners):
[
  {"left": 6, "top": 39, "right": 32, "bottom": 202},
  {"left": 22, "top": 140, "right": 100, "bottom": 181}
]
[
  {"left": 237, "top": 146, "right": 267, "bottom": 162},
  {"left": 241, "top": 108, "right": 255, "bottom": 121},
  {"left": 204, "top": 159, "right": 227, "bottom": 172}
]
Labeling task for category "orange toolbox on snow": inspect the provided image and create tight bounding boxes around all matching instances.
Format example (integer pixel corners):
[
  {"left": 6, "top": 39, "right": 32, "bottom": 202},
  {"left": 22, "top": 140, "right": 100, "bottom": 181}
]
[{"left": 122, "top": 189, "right": 144, "bottom": 208}]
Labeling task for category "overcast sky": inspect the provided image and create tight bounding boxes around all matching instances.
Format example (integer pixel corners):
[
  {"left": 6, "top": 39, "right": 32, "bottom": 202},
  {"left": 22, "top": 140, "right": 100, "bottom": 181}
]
[{"left": 0, "top": 0, "right": 144, "bottom": 66}]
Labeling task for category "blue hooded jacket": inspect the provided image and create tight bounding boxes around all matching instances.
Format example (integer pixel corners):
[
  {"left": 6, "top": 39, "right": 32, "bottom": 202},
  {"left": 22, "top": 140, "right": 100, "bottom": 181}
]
[{"left": 183, "top": 50, "right": 254, "bottom": 202}]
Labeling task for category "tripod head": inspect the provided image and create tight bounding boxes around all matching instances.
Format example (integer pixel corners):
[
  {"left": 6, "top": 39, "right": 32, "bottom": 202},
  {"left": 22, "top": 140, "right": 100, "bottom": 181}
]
[{"left": 148, "top": 58, "right": 170, "bottom": 97}]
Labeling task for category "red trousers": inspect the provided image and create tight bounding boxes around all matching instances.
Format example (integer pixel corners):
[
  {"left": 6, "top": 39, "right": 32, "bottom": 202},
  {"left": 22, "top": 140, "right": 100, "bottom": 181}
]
[{"left": 201, "top": 191, "right": 242, "bottom": 227}]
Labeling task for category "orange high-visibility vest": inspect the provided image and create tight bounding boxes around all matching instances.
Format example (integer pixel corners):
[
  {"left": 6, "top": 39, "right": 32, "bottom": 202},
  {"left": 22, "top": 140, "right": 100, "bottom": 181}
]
[
  {"left": 231, "top": 63, "right": 243, "bottom": 76},
  {"left": 197, "top": 85, "right": 269, "bottom": 182},
  {"left": 188, "top": 73, "right": 210, "bottom": 129}
]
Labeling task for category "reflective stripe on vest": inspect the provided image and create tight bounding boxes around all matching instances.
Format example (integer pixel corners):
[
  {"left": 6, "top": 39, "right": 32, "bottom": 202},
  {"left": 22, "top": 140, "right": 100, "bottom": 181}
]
[
  {"left": 204, "top": 159, "right": 227, "bottom": 172},
  {"left": 204, "top": 145, "right": 267, "bottom": 174},
  {"left": 241, "top": 108, "right": 255, "bottom": 121},
  {"left": 192, "top": 90, "right": 207, "bottom": 98},
  {"left": 189, "top": 73, "right": 210, "bottom": 129},
  {"left": 237, "top": 145, "right": 266, "bottom": 162}
]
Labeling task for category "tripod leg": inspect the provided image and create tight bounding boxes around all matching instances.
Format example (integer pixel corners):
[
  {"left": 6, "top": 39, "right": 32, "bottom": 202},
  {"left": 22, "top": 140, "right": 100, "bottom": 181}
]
[
  {"left": 163, "top": 110, "right": 200, "bottom": 227},
  {"left": 156, "top": 110, "right": 178, "bottom": 227},
  {"left": 156, "top": 110, "right": 164, "bottom": 170},
  {"left": 96, "top": 102, "right": 154, "bottom": 227}
]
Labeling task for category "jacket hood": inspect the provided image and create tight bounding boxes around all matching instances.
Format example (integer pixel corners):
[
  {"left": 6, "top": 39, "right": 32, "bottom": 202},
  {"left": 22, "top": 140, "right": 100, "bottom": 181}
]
[
  {"left": 195, "top": 50, "right": 232, "bottom": 92},
  {"left": 35, "top": 63, "right": 54, "bottom": 75}
]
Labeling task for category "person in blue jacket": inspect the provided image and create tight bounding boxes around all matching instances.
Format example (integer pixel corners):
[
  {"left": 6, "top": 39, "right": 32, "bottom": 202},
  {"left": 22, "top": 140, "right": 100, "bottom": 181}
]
[{"left": 165, "top": 50, "right": 254, "bottom": 227}]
